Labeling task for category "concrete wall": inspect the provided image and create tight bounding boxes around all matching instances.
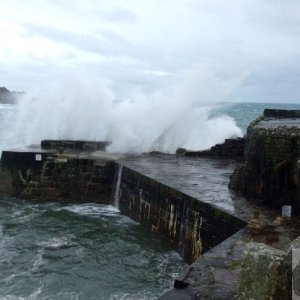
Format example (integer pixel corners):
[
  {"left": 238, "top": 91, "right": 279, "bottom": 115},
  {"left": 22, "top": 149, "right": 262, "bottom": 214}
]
[
  {"left": 0, "top": 147, "right": 246, "bottom": 263},
  {"left": 118, "top": 164, "right": 246, "bottom": 263},
  {"left": 1, "top": 151, "right": 115, "bottom": 202},
  {"left": 229, "top": 109, "right": 300, "bottom": 215}
]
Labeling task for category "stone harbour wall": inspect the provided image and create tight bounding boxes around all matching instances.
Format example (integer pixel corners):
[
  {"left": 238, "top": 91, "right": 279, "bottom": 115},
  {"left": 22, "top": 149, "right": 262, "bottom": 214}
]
[
  {"left": 118, "top": 164, "right": 246, "bottom": 263},
  {"left": 0, "top": 147, "right": 246, "bottom": 264},
  {"left": 41, "top": 139, "right": 110, "bottom": 151},
  {"left": 1, "top": 150, "right": 116, "bottom": 202},
  {"left": 229, "top": 109, "right": 300, "bottom": 215}
]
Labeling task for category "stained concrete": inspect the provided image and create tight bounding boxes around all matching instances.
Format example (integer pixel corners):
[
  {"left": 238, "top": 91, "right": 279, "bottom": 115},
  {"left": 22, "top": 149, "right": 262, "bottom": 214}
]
[{"left": 118, "top": 154, "right": 277, "bottom": 223}]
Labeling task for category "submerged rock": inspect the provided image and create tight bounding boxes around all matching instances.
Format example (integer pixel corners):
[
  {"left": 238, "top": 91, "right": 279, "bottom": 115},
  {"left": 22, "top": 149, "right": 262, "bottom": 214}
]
[
  {"left": 176, "top": 138, "right": 245, "bottom": 161},
  {"left": 0, "top": 86, "right": 22, "bottom": 104}
]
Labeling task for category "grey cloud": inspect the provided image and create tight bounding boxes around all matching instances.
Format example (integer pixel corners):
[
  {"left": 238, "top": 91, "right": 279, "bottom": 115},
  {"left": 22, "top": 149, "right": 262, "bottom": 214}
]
[
  {"left": 2, "top": 0, "right": 300, "bottom": 103},
  {"left": 96, "top": 8, "right": 139, "bottom": 23},
  {"left": 23, "top": 23, "right": 124, "bottom": 57},
  {"left": 22, "top": 23, "right": 162, "bottom": 68},
  {"left": 46, "top": 1, "right": 139, "bottom": 24},
  {"left": 242, "top": 1, "right": 300, "bottom": 37}
]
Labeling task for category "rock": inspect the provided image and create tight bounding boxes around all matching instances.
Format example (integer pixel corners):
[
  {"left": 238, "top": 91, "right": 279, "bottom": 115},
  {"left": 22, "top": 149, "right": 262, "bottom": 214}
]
[
  {"left": 238, "top": 242, "right": 286, "bottom": 300},
  {"left": 175, "top": 148, "right": 186, "bottom": 155},
  {"left": 247, "top": 210, "right": 265, "bottom": 232},
  {"left": 177, "top": 138, "right": 245, "bottom": 161},
  {"left": 289, "top": 236, "right": 300, "bottom": 251},
  {"left": 0, "top": 86, "right": 21, "bottom": 104}
]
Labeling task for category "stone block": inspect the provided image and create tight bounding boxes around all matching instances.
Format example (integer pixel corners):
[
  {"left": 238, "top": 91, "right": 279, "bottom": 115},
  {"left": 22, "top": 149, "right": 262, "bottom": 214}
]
[{"left": 238, "top": 242, "right": 286, "bottom": 300}]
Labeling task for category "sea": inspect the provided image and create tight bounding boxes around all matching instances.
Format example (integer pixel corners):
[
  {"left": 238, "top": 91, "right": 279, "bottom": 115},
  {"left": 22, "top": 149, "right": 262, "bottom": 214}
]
[{"left": 0, "top": 102, "right": 300, "bottom": 300}]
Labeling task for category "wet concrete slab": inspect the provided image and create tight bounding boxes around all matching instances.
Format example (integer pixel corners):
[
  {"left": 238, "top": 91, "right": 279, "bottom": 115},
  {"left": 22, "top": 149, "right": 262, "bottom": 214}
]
[
  {"left": 2, "top": 145, "right": 56, "bottom": 153},
  {"left": 0, "top": 147, "right": 278, "bottom": 223},
  {"left": 117, "top": 154, "right": 277, "bottom": 223},
  {"left": 160, "top": 221, "right": 300, "bottom": 300},
  {"left": 160, "top": 229, "right": 248, "bottom": 300},
  {"left": 257, "top": 118, "right": 300, "bottom": 129}
]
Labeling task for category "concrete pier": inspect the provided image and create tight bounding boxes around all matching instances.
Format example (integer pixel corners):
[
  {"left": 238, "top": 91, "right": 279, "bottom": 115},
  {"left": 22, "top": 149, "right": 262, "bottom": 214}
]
[{"left": 1, "top": 123, "right": 300, "bottom": 299}]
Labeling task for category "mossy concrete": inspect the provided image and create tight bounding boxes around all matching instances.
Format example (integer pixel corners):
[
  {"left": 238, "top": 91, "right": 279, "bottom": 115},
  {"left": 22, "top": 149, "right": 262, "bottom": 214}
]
[
  {"left": 230, "top": 109, "right": 300, "bottom": 215},
  {"left": 118, "top": 165, "right": 245, "bottom": 263}
]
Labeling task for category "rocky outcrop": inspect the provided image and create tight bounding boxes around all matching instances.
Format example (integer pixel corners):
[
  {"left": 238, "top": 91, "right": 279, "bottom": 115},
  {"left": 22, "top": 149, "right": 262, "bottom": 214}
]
[
  {"left": 0, "top": 86, "right": 21, "bottom": 104},
  {"left": 229, "top": 109, "right": 300, "bottom": 215},
  {"left": 176, "top": 138, "right": 245, "bottom": 161}
]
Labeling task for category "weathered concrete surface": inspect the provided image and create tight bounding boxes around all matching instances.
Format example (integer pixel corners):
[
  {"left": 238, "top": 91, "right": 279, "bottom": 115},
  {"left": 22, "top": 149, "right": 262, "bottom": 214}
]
[
  {"left": 118, "top": 164, "right": 246, "bottom": 262},
  {"left": 177, "top": 138, "right": 245, "bottom": 161},
  {"left": 264, "top": 108, "right": 300, "bottom": 119},
  {"left": 0, "top": 145, "right": 116, "bottom": 202},
  {"left": 1, "top": 146, "right": 56, "bottom": 197},
  {"left": 238, "top": 235, "right": 300, "bottom": 300},
  {"left": 161, "top": 221, "right": 300, "bottom": 300},
  {"left": 238, "top": 242, "right": 287, "bottom": 300},
  {"left": 160, "top": 229, "right": 247, "bottom": 300},
  {"left": 0, "top": 168, "right": 12, "bottom": 197},
  {"left": 230, "top": 109, "right": 300, "bottom": 215},
  {"left": 119, "top": 154, "right": 276, "bottom": 222},
  {"left": 41, "top": 139, "right": 110, "bottom": 151}
]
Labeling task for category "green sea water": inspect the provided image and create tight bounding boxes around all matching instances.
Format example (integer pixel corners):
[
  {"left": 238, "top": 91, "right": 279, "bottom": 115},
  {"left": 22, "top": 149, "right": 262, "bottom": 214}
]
[
  {"left": 211, "top": 102, "right": 300, "bottom": 133},
  {"left": 0, "top": 199, "right": 185, "bottom": 299}
]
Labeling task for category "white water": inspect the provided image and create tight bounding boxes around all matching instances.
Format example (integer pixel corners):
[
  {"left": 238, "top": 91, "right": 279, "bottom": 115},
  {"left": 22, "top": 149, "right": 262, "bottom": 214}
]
[
  {"left": 0, "top": 68, "right": 243, "bottom": 153},
  {"left": 114, "top": 165, "right": 123, "bottom": 209}
]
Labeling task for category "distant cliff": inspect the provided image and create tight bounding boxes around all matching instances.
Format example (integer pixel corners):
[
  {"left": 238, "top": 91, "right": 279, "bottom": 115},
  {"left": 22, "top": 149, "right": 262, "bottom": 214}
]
[{"left": 0, "top": 87, "right": 22, "bottom": 104}]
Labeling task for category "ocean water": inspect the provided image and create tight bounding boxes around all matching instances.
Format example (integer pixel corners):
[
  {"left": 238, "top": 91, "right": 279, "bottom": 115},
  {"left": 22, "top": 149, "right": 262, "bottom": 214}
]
[
  {"left": 0, "top": 200, "right": 184, "bottom": 300},
  {"left": 1, "top": 101, "right": 300, "bottom": 300},
  {"left": 211, "top": 102, "right": 300, "bottom": 133}
]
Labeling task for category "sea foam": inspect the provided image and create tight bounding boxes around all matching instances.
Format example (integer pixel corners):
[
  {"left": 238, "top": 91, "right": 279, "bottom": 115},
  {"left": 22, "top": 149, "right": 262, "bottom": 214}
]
[{"left": 0, "top": 68, "right": 243, "bottom": 153}]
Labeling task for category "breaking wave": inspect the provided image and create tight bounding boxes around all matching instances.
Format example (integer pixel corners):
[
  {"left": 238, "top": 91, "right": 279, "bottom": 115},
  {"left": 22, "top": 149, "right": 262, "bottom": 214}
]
[{"left": 0, "top": 67, "right": 243, "bottom": 153}]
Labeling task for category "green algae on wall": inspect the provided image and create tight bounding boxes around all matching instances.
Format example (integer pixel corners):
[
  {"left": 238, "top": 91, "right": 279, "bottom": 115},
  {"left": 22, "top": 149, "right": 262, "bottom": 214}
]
[{"left": 118, "top": 164, "right": 245, "bottom": 263}]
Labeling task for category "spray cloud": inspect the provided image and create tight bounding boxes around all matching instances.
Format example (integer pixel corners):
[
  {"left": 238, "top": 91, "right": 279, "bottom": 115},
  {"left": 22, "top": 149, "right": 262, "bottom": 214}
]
[{"left": 0, "top": 66, "right": 243, "bottom": 153}]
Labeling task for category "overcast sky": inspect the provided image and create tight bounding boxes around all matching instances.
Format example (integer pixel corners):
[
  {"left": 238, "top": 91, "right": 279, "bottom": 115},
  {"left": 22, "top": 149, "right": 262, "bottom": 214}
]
[{"left": 0, "top": 0, "right": 300, "bottom": 103}]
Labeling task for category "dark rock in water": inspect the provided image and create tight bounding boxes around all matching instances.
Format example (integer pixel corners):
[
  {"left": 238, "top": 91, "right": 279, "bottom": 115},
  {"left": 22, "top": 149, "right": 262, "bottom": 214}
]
[
  {"left": 176, "top": 138, "right": 245, "bottom": 161},
  {"left": 229, "top": 109, "right": 300, "bottom": 215},
  {"left": 0, "top": 87, "right": 9, "bottom": 94},
  {"left": 0, "top": 86, "right": 22, "bottom": 104},
  {"left": 175, "top": 148, "right": 186, "bottom": 155},
  {"left": 149, "top": 150, "right": 165, "bottom": 155}
]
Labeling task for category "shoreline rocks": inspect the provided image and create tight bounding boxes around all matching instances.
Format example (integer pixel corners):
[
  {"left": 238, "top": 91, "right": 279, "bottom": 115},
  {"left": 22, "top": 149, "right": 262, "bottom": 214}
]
[{"left": 0, "top": 86, "right": 22, "bottom": 104}]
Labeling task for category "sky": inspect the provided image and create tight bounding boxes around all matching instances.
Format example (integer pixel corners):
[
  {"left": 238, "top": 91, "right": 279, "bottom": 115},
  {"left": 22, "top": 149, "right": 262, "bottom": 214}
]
[{"left": 0, "top": 0, "right": 300, "bottom": 103}]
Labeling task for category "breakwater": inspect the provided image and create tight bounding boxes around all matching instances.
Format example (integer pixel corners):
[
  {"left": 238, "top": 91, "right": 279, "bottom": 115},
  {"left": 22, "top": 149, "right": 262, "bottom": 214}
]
[
  {"left": 229, "top": 108, "right": 300, "bottom": 215},
  {"left": 0, "top": 141, "right": 245, "bottom": 264},
  {"left": 1, "top": 109, "right": 300, "bottom": 299}
]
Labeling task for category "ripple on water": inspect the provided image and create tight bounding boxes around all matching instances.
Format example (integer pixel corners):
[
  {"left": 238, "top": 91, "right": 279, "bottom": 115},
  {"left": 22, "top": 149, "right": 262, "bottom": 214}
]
[
  {"left": 37, "top": 236, "right": 77, "bottom": 250},
  {"left": 0, "top": 199, "right": 186, "bottom": 299}
]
